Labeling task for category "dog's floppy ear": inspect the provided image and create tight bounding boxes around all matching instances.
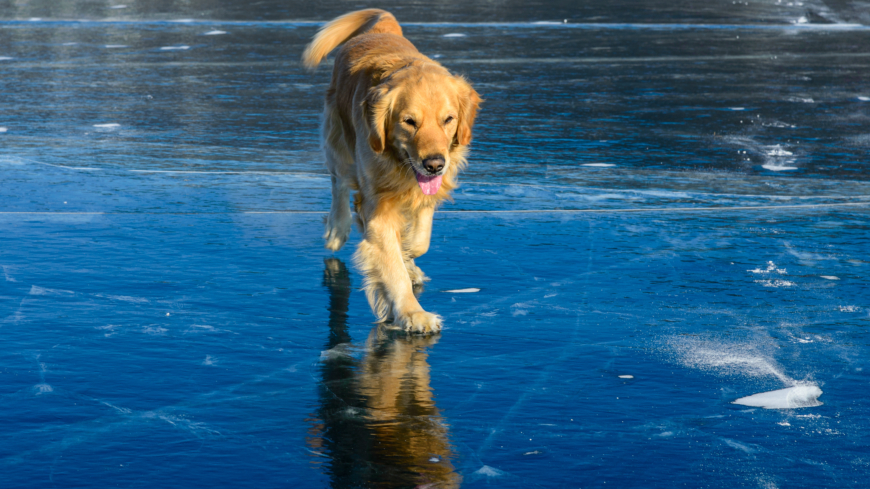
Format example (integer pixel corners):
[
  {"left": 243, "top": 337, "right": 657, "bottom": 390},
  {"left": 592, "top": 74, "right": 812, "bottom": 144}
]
[
  {"left": 455, "top": 79, "right": 482, "bottom": 147},
  {"left": 364, "top": 84, "right": 395, "bottom": 154}
]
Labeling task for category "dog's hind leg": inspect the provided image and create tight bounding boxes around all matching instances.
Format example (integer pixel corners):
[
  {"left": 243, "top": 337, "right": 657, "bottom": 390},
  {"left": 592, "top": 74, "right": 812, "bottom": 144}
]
[
  {"left": 403, "top": 206, "right": 434, "bottom": 285},
  {"left": 322, "top": 108, "right": 354, "bottom": 251},
  {"left": 324, "top": 172, "right": 352, "bottom": 251}
]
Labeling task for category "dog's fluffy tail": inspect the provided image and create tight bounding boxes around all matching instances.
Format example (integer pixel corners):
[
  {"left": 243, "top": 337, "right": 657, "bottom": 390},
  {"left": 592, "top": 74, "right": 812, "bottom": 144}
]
[{"left": 302, "top": 9, "right": 402, "bottom": 69}]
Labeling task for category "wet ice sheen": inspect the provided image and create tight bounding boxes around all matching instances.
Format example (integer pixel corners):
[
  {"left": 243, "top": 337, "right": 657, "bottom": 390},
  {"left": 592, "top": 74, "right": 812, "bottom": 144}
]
[{"left": 2, "top": 2, "right": 870, "bottom": 489}]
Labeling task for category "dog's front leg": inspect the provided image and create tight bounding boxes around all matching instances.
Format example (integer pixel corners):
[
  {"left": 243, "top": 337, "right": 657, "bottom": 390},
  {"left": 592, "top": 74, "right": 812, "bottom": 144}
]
[
  {"left": 403, "top": 206, "right": 434, "bottom": 286},
  {"left": 354, "top": 201, "right": 441, "bottom": 334}
]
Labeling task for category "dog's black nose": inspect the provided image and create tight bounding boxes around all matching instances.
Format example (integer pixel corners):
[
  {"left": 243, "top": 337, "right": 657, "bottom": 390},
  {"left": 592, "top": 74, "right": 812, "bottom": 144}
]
[{"left": 422, "top": 155, "right": 445, "bottom": 174}]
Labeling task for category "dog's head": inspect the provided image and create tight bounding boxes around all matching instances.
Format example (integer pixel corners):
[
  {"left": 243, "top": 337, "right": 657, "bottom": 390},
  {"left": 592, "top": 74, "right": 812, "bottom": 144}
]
[{"left": 365, "top": 65, "right": 481, "bottom": 195}]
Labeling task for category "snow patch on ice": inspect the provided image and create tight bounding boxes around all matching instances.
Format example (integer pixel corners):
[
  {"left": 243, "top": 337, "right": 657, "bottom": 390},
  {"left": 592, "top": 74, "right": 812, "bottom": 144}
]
[
  {"left": 667, "top": 337, "right": 791, "bottom": 383},
  {"left": 755, "top": 279, "right": 795, "bottom": 287},
  {"left": 748, "top": 261, "right": 786, "bottom": 274},
  {"left": 733, "top": 384, "right": 823, "bottom": 409},
  {"left": 30, "top": 285, "right": 74, "bottom": 296},
  {"left": 473, "top": 465, "right": 505, "bottom": 478}
]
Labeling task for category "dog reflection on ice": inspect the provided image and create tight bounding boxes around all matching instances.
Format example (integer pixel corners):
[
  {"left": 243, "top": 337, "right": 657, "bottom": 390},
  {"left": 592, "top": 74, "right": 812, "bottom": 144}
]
[{"left": 306, "top": 258, "right": 461, "bottom": 488}]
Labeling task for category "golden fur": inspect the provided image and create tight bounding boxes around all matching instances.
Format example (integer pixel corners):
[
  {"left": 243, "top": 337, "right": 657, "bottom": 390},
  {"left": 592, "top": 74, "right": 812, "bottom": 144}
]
[{"left": 303, "top": 9, "right": 481, "bottom": 333}]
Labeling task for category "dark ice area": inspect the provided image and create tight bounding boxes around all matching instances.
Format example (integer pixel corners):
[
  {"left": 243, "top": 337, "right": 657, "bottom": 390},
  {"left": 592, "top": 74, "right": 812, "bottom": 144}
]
[{"left": 2, "top": 1, "right": 869, "bottom": 487}]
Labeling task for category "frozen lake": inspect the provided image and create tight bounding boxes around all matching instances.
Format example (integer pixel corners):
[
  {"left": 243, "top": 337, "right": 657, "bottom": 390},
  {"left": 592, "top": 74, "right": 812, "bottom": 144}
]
[{"left": 2, "top": 1, "right": 869, "bottom": 487}]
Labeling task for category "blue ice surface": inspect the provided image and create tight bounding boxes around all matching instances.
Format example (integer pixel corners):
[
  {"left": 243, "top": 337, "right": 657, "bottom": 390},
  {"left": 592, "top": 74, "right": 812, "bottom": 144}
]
[{"left": 2, "top": 10, "right": 870, "bottom": 489}]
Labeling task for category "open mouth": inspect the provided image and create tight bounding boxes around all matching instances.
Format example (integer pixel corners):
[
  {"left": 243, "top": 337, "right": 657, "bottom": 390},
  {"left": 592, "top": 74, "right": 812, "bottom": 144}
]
[
  {"left": 415, "top": 171, "right": 443, "bottom": 195},
  {"left": 406, "top": 151, "right": 443, "bottom": 195}
]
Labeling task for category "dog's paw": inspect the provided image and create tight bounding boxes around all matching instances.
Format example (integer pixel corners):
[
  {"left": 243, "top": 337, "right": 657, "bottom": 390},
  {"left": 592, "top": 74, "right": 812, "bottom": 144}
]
[
  {"left": 323, "top": 220, "right": 350, "bottom": 251},
  {"left": 405, "top": 260, "right": 430, "bottom": 285},
  {"left": 397, "top": 310, "right": 442, "bottom": 334}
]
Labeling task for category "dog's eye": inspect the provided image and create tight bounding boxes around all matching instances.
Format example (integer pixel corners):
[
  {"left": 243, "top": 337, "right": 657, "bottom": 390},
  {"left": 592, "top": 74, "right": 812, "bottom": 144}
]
[
  {"left": 403, "top": 118, "right": 416, "bottom": 127},
  {"left": 444, "top": 116, "right": 455, "bottom": 124}
]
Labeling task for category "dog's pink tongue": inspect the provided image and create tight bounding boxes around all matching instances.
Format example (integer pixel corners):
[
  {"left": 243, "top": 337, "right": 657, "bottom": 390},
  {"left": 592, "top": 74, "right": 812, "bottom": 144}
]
[{"left": 416, "top": 173, "right": 443, "bottom": 195}]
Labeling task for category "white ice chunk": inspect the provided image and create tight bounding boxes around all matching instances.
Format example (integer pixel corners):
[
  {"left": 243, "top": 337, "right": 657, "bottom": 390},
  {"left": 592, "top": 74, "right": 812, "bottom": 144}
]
[
  {"left": 820, "top": 275, "right": 839, "bottom": 280},
  {"left": 0, "top": 57, "right": 13, "bottom": 61},
  {"left": 204, "top": 30, "right": 227, "bottom": 36},
  {"left": 443, "top": 33, "right": 467, "bottom": 38},
  {"left": 762, "top": 164, "right": 798, "bottom": 171},
  {"left": 105, "top": 44, "right": 128, "bottom": 48},
  {"left": 765, "top": 145, "right": 793, "bottom": 157},
  {"left": 443, "top": 288, "right": 480, "bottom": 293},
  {"left": 859, "top": 96, "right": 870, "bottom": 101},
  {"left": 93, "top": 123, "right": 121, "bottom": 128},
  {"left": 733, "top": 384, "right": 823, "bottom": 409},
  {"left": 581, "top": 163, "right": 615, "bottom": 167},
  {"left": 110, "top": 4, "right": 127, "bottom": 8},
  {"left": 618, "top": 375, "right": 634, "bottom": 379},
  {"left": 62, "top": 42, "right": 78, "bottom": 46},
  {"left": 730, "top": 107, "right": 745, "bottom": 111},
  {"left": 160, "top": 45, "right": 190, "bottom": 51},
  {"left": 0, "top": 127, "right": 6, "bottom": 133}
]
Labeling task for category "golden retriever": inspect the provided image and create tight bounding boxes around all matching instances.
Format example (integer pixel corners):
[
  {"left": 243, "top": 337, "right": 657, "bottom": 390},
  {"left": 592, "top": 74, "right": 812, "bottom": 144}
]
[{"left": 302, "top": 9, "right": 481, "bottom": 333}]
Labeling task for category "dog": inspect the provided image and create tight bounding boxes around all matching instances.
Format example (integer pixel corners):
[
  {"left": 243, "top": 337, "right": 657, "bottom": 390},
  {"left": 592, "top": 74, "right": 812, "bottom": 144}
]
[{"left": 302, "top": 9, "right": 481, "bottom": 333}]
